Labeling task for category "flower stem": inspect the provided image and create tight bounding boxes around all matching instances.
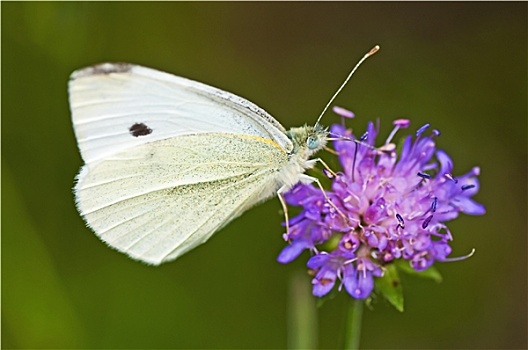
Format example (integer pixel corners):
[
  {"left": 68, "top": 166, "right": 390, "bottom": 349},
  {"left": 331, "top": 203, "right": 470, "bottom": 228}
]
[
  {"left": 288, "top": 270, "right": 317, "bottom": 349},
  {"left": 344, "top": 298, "right": 363, "bottom": 350}
]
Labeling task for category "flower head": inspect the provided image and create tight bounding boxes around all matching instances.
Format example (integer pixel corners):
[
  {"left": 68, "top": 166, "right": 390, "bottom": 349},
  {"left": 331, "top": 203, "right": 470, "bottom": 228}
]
[{"left": 279, "top": 110, "right": 485, "bottom": 299}]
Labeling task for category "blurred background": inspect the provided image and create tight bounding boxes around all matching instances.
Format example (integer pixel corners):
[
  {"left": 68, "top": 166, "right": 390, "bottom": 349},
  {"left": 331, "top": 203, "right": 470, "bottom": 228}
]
[{"left": 2, "top": 2, "right": 526, "bottom": 349}]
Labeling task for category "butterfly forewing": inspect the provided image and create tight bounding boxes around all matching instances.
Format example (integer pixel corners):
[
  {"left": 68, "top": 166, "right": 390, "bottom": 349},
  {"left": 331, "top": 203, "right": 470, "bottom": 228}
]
[{"left": 69, "top": 63, "right": 292, "bottom": 164}]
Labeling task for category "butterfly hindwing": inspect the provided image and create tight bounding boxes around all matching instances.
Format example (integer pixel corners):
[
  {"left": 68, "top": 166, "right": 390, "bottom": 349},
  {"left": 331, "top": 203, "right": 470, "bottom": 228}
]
[{"left": 75, "top": 133, "right": 288, "bottom": 264}]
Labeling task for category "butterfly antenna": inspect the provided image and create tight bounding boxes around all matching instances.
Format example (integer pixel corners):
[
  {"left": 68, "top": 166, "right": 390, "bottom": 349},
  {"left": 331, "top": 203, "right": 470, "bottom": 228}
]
[{"left": 315, "top": 45, "right": 380, "bottom": 126}]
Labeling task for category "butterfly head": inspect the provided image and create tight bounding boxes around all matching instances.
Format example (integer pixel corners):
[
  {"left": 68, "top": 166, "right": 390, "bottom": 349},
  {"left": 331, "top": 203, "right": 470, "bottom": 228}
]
[{"left": 286, "top": 124, "right": 328, "bottom": 158}]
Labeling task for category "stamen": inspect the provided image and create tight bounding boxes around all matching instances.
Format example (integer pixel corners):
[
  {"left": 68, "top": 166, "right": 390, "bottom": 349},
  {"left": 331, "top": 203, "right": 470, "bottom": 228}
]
[
  {"left": 416, "top": 123, "right": 430, "bottom": 137},
  {"left": 360, "top": 131, "right": 369, "bottom": 141},
  {"left": 445, "top": 173, "right": 458, "bottom": 184},
  {"left": 422, "top": 215, "right": 433, "bottom": 229},
  {"left": 386, "top": 119, "right": 410, "bottom": 144},
  {"left": 396, "top": 213, "right": 405, "bottom": 229},
  {"left": 432, "top": 129, "right": 441, "bottom": 136},
  {"left": 344, "top": 257, "right": 358, "bottom": 265},
  {"left": 461, "top": 184, "right": 475, "bottom": 191},
  {"left": 323, "top": 168, "right": 335, "bottom": 179},
  {"left": 431, "top": 197, "right": 438, "bottom": 212},
  {"left": 393, "top": 119, "right": 411, "bottom": 128},
  {"left": 417, "top": 172, "right": 431, "bottom": 179},
  {"left": 443, "top": 248, "right": 476, "bottom": 262},
  {"left": 332, "top": 106, "right": 355, "bottom": 118},
  {"left": 377, "top": 143, "right": 396, "bottom": 153}
]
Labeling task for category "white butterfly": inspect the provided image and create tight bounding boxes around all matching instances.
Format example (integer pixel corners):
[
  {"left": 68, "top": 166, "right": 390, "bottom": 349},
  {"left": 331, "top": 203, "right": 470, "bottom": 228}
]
[
  {"left": 69, "top": 47, "right": 378, "bottom": 265},
  {"left": 69, "top": 63, "right": 329, "bottom": 265}
]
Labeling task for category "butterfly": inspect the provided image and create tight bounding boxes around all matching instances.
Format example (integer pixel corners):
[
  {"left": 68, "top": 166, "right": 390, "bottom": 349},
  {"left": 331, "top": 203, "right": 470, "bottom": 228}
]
[{"left": 69, "top": 46, "right": 378, "bottom": 265}]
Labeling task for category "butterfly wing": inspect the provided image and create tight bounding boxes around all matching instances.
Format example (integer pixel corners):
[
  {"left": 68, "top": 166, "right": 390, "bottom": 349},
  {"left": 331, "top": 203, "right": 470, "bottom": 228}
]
[
  {"left": 75, "top": 132, "right": 288, "bottom": 265},
  {"left": 69, "top": 63, "right": 293, "bottom": 164},
  {"left": 70, "top": 63, "right": 294, "bottom": 264}
]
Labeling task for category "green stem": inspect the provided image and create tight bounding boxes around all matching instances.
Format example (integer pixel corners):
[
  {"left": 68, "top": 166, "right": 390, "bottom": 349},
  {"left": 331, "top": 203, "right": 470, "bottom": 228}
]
[
  {"left": 288, "top": 270, "right": 317, "bottom": 349},
  {"left": 344, "top": 298, "right": 363, "bottom": 350}
]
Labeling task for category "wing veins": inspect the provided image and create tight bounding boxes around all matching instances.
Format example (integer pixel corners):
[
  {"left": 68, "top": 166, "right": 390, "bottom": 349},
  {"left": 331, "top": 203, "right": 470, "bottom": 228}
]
[{"left": 126, "top": 168, "right": 274, "bottom": 258}]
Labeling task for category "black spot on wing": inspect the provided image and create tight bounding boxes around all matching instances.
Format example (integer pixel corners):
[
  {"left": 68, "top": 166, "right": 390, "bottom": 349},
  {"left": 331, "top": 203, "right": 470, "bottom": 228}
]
[{"left": 129, "top": 123, "right": 153, "bottom": 137}]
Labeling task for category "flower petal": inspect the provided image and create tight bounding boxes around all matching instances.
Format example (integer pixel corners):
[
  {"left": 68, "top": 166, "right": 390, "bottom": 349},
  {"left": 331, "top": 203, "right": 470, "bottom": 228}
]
[{"left": 343, "top": 263, "right": 374, "bottom": 299}]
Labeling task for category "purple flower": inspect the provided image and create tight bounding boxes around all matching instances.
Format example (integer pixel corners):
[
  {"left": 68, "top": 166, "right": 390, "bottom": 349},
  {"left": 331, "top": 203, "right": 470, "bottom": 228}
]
[{"left": 278, "top": 113, "right": 485, "bottom": 299}]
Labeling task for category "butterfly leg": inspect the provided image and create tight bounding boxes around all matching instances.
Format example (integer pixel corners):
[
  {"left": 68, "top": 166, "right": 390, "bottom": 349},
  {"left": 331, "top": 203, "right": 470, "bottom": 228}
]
[
  {"left": 277, "top": 186, "right": 292, "bottom": 239},
  {"left": 298, "top": 173, "right": 349, "bottom": 223},
  {"left": 311, "top": 157, "right": 338, "bottom": 179}
]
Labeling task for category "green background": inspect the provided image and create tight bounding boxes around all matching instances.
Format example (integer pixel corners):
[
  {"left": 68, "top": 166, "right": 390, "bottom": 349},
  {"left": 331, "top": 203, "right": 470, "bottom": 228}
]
[{"left": 2, "top": 2, "right": 526, "bottom": 349}]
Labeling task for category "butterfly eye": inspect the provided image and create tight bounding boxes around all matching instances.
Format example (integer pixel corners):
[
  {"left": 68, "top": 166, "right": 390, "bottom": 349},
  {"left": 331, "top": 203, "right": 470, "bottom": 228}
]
[{"left": 307, "top": 135, "right": 319, "bottom": 149}]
